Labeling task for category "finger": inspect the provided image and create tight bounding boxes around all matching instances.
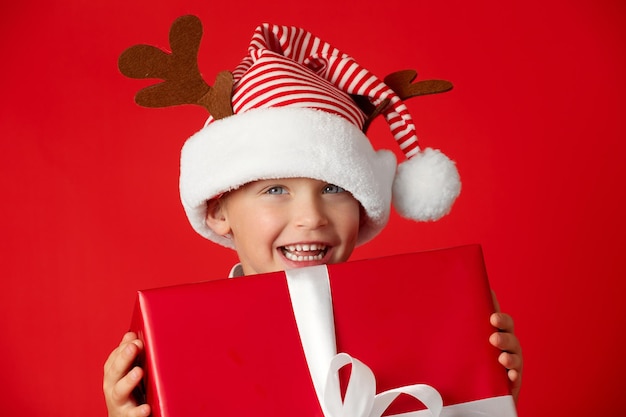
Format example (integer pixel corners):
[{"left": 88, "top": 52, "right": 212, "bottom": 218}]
[
  {"left": 489, "top": 331, "right": 521, "bottom": 353},
  {"left": 507, "top": 367, "right": 522, "bottom": 382},
  {"left": 110, "top": 366, "right": 144, "bottom": 405},
  {"left": 104, "top": 339, "right": 144, "bottom": 390},
  {"left": 121, "top": 331, "right": 139, "bottom": 344},
  {"left": 490, "top": 312, "right": 515, "bottom": 333},
  {"left": 104, "top": 333, "right": 140, "bottom": 372},
  {"left": 510, "top": 369, "right": 522, "bottom": 404},
  {"left": 120, "top": 332, "right": 143, "bottom": 354},
  {"left": 110, "top": 401, "right": 152, "bottom": 417},
  {"left": 498, "top": 351, "right": 523, "bottom": 372},
  {"left": 129, "top": 403, "right": 152, "bottom": 417}
]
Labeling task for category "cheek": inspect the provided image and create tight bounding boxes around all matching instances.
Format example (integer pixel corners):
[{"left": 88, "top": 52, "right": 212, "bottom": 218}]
[
  {"left": 238, "top": 207, "right": 285, "bottom": 238},
  {"left": 338, "top": 204, "right": 362, "bottom": 240}
]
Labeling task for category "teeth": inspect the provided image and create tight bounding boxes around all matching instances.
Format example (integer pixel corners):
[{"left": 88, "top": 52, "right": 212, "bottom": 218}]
[
  {"left": 282, "top": 244, "right": 327, "bottom": 262},
  {"left": 284, "top": 251, "right": 325, "bottom": 262},
  {"left": 285, "top": 244, "right": 326, "bottom": 252}
]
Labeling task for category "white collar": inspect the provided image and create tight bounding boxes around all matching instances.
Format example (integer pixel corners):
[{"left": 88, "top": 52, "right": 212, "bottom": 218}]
[{"left": 228, "top": 263, "right": 244, "bottom": 278}]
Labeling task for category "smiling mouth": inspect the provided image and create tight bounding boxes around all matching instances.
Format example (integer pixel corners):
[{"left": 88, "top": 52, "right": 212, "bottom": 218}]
[{"left": 281, "top": 244, "right": 328, "bottom": 261}]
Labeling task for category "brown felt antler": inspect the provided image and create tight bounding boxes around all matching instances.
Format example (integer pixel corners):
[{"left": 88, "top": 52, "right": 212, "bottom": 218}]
[
  {"left": 351, "top": 95, "right": 391, "bottom": 133},
  {"left": 384, "top": 69, "right": 453, "bottom": 100},
  {"left": 356, "top": 70, "right": 453, "bottom": 133},
  {"left": 118, "top": 15, "right": 234, "bottom": 120}
]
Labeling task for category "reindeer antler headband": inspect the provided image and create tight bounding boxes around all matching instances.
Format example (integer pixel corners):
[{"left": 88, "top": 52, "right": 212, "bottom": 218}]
[
  {"left": 119, "top": 15, "right": 461, "bottom": 248},
  {"left": 118, "top": 16, "right": 233, "bottom": 119}
]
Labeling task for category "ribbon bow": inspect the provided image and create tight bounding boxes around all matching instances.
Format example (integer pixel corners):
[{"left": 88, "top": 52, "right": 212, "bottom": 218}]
[
  {"left": 324, "top": 353, "right": 443, "bottom": 417},
  {"left": 285, "top": 266, "right": 443, "bottom": 417}
]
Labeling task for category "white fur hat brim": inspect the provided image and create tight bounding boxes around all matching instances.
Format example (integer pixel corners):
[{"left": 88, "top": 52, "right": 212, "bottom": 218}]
[{"left": 180, "top": 107, "right": 397, "bottom": 248}]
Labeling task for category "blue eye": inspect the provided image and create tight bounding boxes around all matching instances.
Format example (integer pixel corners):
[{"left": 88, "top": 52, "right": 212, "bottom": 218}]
[
  {"left": 266, "top": 186, "right": 288, "bottom": 195},
  {"left": 323, "top": 184, "right": 346, "bottom": 194}
]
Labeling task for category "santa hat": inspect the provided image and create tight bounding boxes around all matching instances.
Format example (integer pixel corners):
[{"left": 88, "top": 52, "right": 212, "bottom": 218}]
[{"left": 118, "top": 15, "right": 461, "bottom": 248}]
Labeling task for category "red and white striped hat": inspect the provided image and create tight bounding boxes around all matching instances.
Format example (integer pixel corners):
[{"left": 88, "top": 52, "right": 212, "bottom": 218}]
[{"left": 119, "top": 16, "right": 461, "bottom": 248}]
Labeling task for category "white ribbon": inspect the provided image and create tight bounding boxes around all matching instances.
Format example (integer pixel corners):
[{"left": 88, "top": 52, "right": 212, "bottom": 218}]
[
  {"left": 325, "top": 353, "right": 443, "bottom": 417},
  {"left": 285, "top": 266, "right": 443, "bottom": 417},
  {"left": 285, "top": 265, "right": 337, "bottom": 413}
]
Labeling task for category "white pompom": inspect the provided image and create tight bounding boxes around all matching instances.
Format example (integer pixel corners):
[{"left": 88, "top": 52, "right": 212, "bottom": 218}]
[{"left": 392, "top": 147, "right": 461, "bottom": 221}]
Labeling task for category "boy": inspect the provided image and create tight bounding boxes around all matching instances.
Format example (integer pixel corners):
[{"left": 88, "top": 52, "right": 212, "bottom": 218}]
[{"left": 104, "top": 16, "right": 523, "bottom": 417}]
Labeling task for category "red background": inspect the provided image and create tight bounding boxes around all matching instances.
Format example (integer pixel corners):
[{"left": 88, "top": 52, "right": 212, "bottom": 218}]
[{"left": 1, "top": 1, "right": 624, "bottom": 416}]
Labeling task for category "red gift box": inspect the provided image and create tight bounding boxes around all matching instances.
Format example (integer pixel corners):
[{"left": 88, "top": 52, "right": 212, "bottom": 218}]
[{"left": 130, "top": 244, "right": 517, "bottom": 416}]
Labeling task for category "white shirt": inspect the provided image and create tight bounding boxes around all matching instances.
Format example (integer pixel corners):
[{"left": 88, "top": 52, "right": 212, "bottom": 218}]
[{"left": 228, "top": 263, "right": 244, "bottom": 278}]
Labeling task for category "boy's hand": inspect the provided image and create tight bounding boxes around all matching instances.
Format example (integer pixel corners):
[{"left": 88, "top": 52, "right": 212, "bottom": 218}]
[
  {"left": 490, "top": 292, "right": 523, "bottom": 404},
  {"left": 103, "top": 332, "right": 151, "bottom": 417}
]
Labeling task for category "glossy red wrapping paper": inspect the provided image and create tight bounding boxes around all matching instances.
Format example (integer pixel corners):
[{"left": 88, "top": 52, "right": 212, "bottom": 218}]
[{"left": 130, "top": 244, "right": 514, "bottom": 416}]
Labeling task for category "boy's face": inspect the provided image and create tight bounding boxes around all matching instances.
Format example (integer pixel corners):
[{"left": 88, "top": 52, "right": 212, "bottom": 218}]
[{"left": 206, "top": 177, "right": 362, "bottom": 275}]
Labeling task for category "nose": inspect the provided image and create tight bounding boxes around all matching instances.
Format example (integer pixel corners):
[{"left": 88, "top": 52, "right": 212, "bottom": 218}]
[{"left": 293, "top": 194, "right": 329, "bottom": 230}]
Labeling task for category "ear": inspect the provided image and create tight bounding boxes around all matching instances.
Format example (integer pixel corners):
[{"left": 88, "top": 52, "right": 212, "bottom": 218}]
[{"left": 205, "top": 198, "right": 232, "bottom": 236}]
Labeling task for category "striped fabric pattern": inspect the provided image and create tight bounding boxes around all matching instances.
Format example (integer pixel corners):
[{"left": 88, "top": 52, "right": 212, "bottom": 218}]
[
  {"left": 232, "top": 51, "right": 366, "bottom": 128},
  {"left": 223, "top": 23, "right": 421, "bottom": 159}
]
